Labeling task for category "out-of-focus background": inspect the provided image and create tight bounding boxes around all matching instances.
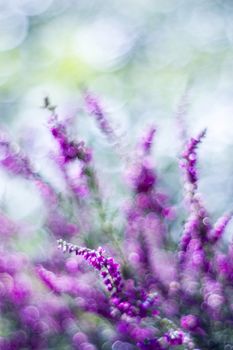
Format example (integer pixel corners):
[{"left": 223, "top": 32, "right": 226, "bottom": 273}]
[{"left": 0, "top": 0, "right": 233, "bottom": 237}]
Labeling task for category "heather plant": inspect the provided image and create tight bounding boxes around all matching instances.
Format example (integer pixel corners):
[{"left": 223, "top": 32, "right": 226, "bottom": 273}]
[{"left": 0, "top": 93, "right": 233, "bottom": 350}]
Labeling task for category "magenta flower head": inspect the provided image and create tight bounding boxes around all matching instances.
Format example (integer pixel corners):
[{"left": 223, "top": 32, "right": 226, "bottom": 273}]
[
  {"left": 180, "top": 128, "right": 206, "bottom": 190},
  {"left": 0, "top": 132, "right": 34, "bottom": 179},
  {"left": 164, "top": 330, "right": 184, "bottom": 346},
  {"left": 181, "top": 315, "right": 199, "bottom": 331},
  {"left": 36, "top": 265, "right": 61, "bottom": 294},
  {"left": 129, "top": 160, "right": 156, "bottom": 193},
  {"left": 57, "top": 239, "right": 123, "bottom": 295},
  {"left": 208, "top": 211, "right": 233, "bottom": 243},
  {"left": 48, "top": 115, "right": 92, "bottom": 164},
  {"left": 84, "top": 91, "right": 114, "bottom": 138},
  {"left": 140, "top": 126, "right": 156, "bottom": 155}
]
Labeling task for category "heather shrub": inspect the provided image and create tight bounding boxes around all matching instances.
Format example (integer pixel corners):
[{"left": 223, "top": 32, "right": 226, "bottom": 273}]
[{"left": 0, "top": 93, "right": 233, "bottom": 350}]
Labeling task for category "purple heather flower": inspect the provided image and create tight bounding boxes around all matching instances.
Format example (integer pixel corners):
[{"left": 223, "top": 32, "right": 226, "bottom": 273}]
[
  {"left": 57, "top": 240, "right": 159, "bottom": 320},
  {"left": 208, "top": 212, "right": 233, "bottom": 243},
  {"left": 178, "top": 130, "right": 212, "bottom": 268},
  {"left": 49, "top": 116, "right": 92, "bottom": 164},
  {"left": 129, "top": 160, "right": 156, "bottom": 193},
  {"left": 180, "top": 315, "right": 199, "bottom": 331},
  {"left": 34, "top": 178, "right": 58, "bottom": 206},
  {"left": 216, "top": 252, "right": 233, "bottom": 280},
  {"left": 164, "top": 330, "right": 184, "bottom": 346},
  {"left": 36, "top": 265, "right": 61, "bottom": 294},
  {"left": 179, "top": 214, "right": 198, "bottom": 258},
  {"left": 202, "top": 277, "right": 224, "bottom": 316},
  {"left": 140, "top": 126, "right": 156, "bottom": 155},
  {"left": 57, "top": 239, "right": 123, "bottom": 295},
  {"left": 0, "top": 134, "right": 35, "bottom": 179},
  {"left": 84, "top": 91, "right": 114, "bottom": 139},
  {"left": 46, "top": 210, "right": 79, "bottom": 238},
  {"left": 180, "top": 129, "right": 206, "bottom": 191}
]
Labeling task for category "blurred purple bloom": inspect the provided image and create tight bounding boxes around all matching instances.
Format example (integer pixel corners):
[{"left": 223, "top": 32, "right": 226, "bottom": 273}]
[
  {"left": 36, "top": 265, "right": 61, "bottom": 294},
  {"left": 49, "top": 115, "right": 92, "bottom": 164},
  {"left": 208, "top": 211, "right": 233, "bottom": 243},
  {"left": 140, "top": 126, "right": 156, "bottom": 155},
  {"left": 0, "top": 134, "right": 35, "bottom": 178},
  {"left": 181, "top": 315, "right": 199, "bottom": 331},
  {"left": 164, "top": 330, "right": 184, "bottom": 345},
  {"left": 130, "top": 161, "right": 157, "bottom": 193},
  {"left": 180, "top": 128, "right": 206, "bottom": 191},
  {"left": 84, "top": 91, "right": 114, "bottom": 139}
]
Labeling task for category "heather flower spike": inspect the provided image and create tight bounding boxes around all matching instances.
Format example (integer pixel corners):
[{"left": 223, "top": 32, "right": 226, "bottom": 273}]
[
  {"left": 181, "top": 128, "right": 207, "bottom": 191},
  {"left": 0, "top": 131, "right": 60, "bottom": 206},
  {"left": 179, "top": 129, "right": 209, "bottom": 255},
  {"left": 36, "top": 265, "right": 61, "bottom": 294},
  {"left": 84, "top": 90, "right": 132, "bottom": 163},
  {"left": 49, "top": 115, "right": 92, "bottom": 164},
  {"left": 140, "top": 126, "right": 156, "bottom": 155},
  {"left": 84, "top": 91, "right": 115, "bottom": 139},
  {"left": 57, "top": 239, "right": 123, "bottom": 295},
  {"left": 57, "top": 239, "right": 159, "bottom": 320},
  {"left": 208, "top": 211, "right": 233, "bottom": 243},
  {"left": 0, "top": 133, "right": 35, "bottom": 179}
]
